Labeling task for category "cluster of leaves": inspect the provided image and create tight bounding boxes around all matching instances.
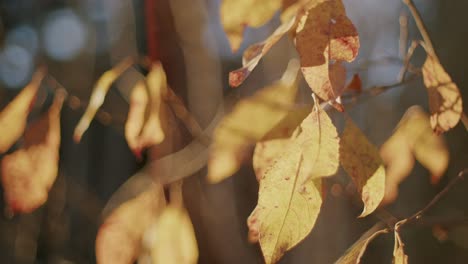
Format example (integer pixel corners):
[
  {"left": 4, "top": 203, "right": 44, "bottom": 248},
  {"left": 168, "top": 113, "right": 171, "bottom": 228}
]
[
  {"left": 210, "top": 0, "right": 464, "bottom": 263},
  {"left": 0, "top": 0, "right": 464, "bottom": 263}
]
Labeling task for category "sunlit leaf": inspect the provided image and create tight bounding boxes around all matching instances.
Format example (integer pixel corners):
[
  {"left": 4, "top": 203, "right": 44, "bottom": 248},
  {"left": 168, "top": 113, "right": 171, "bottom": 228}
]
[
  {"left": 142, "top": 206, "right": 198, "bottom": 264},
  {"left": 220, "top": 0, "right": 282, "bottom": 52},
  {"left": 335, "top": 223, "right": 388, "bottom": 264},
  {"left": 422, "top": 54, "right": 463, "bottom": 134},
  {"left": 96, "top": 184, "right": 165, "bottom": 264},
  {"left": 295, "top": 0, "right": 359, "bottom": 109},
  {"left": 380, "top": 106, "right": 449, "bottom": 204},
  {"left": 1, "top": 90, "right": 65, "bottom": 214},
  {"left": 74, "top": 57, "right": 133, "bottom": 142},
  {"left": 393, "top": 236, "right": 408, "bottom": 264},
  {"left": 0, "top": 69, "right": 46, "bottom": 153},
  {"left": 248, "top": 106, "right": 339, "bottom": 264},
  {"left": 208, "top": 61, "right": 300, "bottom": 183},
  {"left": 229, "top": 17, "right": 296, "bottom": 87},
  {"left": 340, "top": 118, "right": 385, "bottom": 217}
]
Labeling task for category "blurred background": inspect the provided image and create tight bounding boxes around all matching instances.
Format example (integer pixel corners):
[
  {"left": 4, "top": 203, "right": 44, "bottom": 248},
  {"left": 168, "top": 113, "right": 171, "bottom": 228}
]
[{"left": 0, "top": 0, "right": 466, "bottom": 263}]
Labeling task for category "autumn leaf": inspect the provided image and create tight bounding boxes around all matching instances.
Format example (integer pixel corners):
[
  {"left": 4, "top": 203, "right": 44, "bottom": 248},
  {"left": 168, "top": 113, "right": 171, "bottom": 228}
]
[
  {"left": 0, "top": 68, "right": 46, "bottom": 153},
  {"left": 248, "top": 106, "right": 339, "bottom": 264},
  {"left": 96, "top": 184, "right": 165, "bottom": 264},
  {"left": 393, "top": 233, "right": 408, "bottom": 264},
  {"left": 125, "top": 81, "right": 148, "bottom": 155},
  {"left": 229, "top": 17, "right": 297, "bottom": 87},
  {"left": 130, "top": 63, "right": 167, "bottom": 154},
  {"left": 340, "top": 118, "right": 385, "bottom": 217},
  {"left": 295, "top": 0, "right": 359, "bottom": 109},
  {"left": 1, "top": 90, "right": 65, "bottom": 214},
  {"left": 422, "top": 54, "right": 463, "bottom": 133},
  {"left": 220, "top": 0, "right": 282, "bottom": 52},
  {"left": 345, "top": 74, "right": 362, "bottom": 93},
  {"left": 380, "top": 106, "right": 449, "bottom": 204},
  {"left": 335, "top": 222, "right": 388, "bottom": 264},
  {"left": 74, "top": 57, "right": 133, "bottom": 142},
  {"left": 208, "top": 61, "right": 300, "bottom": 183},
  {"left": 141, "top": 206, "right": 198, "bottom": 264}
]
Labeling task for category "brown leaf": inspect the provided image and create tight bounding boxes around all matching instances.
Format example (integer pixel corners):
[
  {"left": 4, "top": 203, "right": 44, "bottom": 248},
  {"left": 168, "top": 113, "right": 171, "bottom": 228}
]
[
  {"left": 142, "top": 206, "right": 198, "bottom": 264},
  {"left": 1, "top": 90, "right": 65, "bottom": 214},
  {"left": 340, "top": 118, "right": 385, "bottom": 217},
  {"left": 422, "top": 54, "right": 463, "bottom": 133},
  {"left": 229, "top": 17, "right": 297, "bottom": 87},
  {"left": 248, "top": 106, "right": 339, "bottom": 264},
  {"left": 295, "top": 0, "right": 359, "bottom": 109},
  {"left": 380, "top": 106, "right": 449, "bottom": 204},
  {"left": 345, "top": 74, "right": 362, "bottom": 93},
  {"left": 208, "top": 61, "right": 300, "bottom": 183},
  {"left": 74, "top": 57, "right": 133, "bottom": 142},
  {"left": 0, "top": 69, "right": 46, "bottom": 153},
  {"left": 96, "top": 184, "right": 165, "bottom": 264},
  {"left": 335, "top": 223, "right": 388, "bottom": 264},
  {"left": 220, "top": 0, "right": 282, "bottom": 52}
]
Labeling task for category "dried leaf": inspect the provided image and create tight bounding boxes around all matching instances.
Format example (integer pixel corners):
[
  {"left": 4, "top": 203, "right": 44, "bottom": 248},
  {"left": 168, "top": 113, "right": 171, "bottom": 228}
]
[
  {"left": 0, "top": 69, "right": 46, "bottom": 153},
  {"left": 335, "top": 223, "right": 388, "bottom": 264},
  {"left": 254, "top": 139, "right": 291, "bottom": 182},
  {"left": 74, "top": 57, "right": 133, "bottom": 142},
  {"left": 380, "top": 106, "right": 449, "bottom": 204},
  {"left": 125, "top": 81, "right": 148, "bottom": 155},
  {"left": 340, "top": 118, "right": 385, "bottom": 217},
  {"left": 1, "top": 91, "right": 65, "bottom": 213},
  {"left": 422, "top": 54, "right": 463, "bottom": 133},
  {"left": 295, "top": 0, "right": 359, "bottom": 109},
  {"left": 248, "top": 107, "right": 339, "bottom": 264},
  {"left": 96, "top": 184, "right": 165, "bottom": 264},
  {"left": 142, "top": 206, "right": 198, "bottom": 264},
  {"left": 229, "top": 17, "right": 297, "bottom": 87},
  {"left": 208, "top": 61, "right": 300, "bottom": 183},
  {"left": 221, "top": 0, "right": 282, "bottom": 52},
  {"left": 345, "top": 74, "right": 362, "bottom": 93}
]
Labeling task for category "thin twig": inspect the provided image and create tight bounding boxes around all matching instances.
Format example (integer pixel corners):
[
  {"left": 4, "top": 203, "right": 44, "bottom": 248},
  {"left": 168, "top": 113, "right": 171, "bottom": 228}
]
[
  {"left": 398, "top": 169, "right": 468, "bottom": 228},
  {"left": 402, "top": 0, "right": 438, "bottom": 59}
]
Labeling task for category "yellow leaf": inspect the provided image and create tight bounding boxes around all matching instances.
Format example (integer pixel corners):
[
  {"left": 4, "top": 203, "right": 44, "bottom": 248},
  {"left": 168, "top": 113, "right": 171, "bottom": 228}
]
[
  {"left": 295, "top": 0, "right": 359, "bottom": 109},
  {"left": 135, "top": 63, "right": 166, "bottom": 150},
  {"left": 229, "top": 17, "right": 297, "bottom": 87},
  {"left": 1, "top": 90, "right": 65, "bottom": 214},
  {"left": 254, "top": 138, "right": 291, "bottom": 182},
  {"left": 380, "top": 106, "right": 449, "bottom": 204},
  {"left": 248, "top": 107, "right": 339, "bottom": 264},
  {"left": 394, "top": 246, "right": 408, "bottom": 264},
  {"left": 0, "top": 68, "right": 46, "bottom": 153},
  {"left": 221, "top": 0, "right": 282, "bottom": 52},
  {"left": 125, "top": 81, "right": 149, "bottom": 155},
  {"left": 143, "top": 206, "right": 198, "bottom": 264},
  {"left": 208, "top": 61, "right": 300, "bottom": 183},
  {"left": 96, "top": 184, "right": 165, "bottom": 264},
  {"left": 74, "top": 57, "right": 133, "bottom": 142},
  {"left": 335, "top": 223, "right": 388, "bottom": 264},
  {"left": 422, "top": 54, "right": 463, "bottom": 133},
  {"left": 340, "top": 118, "right": 385, "bottom": 217}
]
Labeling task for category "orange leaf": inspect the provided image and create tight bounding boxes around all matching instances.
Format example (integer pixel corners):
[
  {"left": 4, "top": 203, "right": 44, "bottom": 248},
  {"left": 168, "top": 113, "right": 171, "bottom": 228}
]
[
  {"left": 345, "top": 74, "right": 362, "bottom": 93},
  {"left": 220, "top": 0, "right": 282, "bottom": 52},
  {"left": 1, "top": 90, "right": 65, "bottom": 214},
  {"left": 295, "top": 0, "right": 359, "bottom": 109},
  {"left": 0, "top": 69, "right": 46, "bottom": 153},
  {"left": 96, "top": 184, "right": 165, "bottom": 264},
  {"left": 422, "top": 54, "right": 463, "bottom": 133}
]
